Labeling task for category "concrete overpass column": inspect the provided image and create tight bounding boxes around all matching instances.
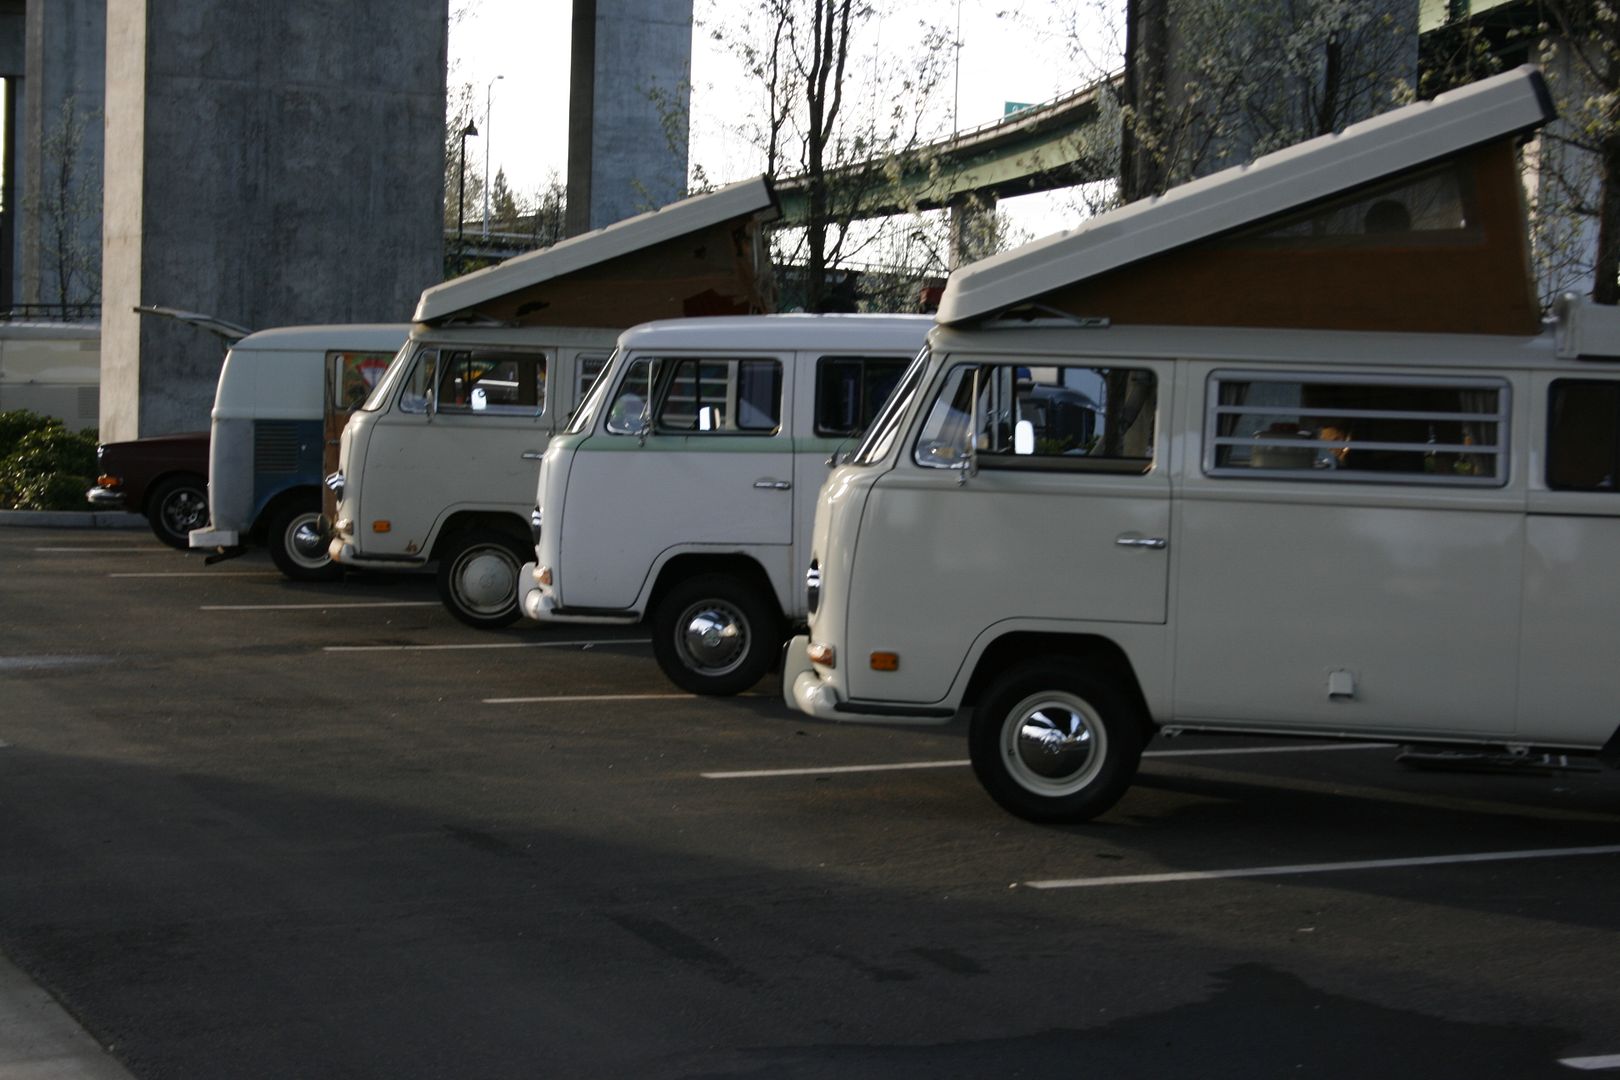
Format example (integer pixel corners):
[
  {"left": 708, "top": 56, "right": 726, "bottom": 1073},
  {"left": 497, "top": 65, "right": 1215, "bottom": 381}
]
[
  {"left": 949, "top": 192, "right": 998, "bottom": 270},
  {"left": 565, "top": 0, "right": 693, "bottom": 235},
  {"left": 100, "top": 0, "right": 449, "bottom": 440}
]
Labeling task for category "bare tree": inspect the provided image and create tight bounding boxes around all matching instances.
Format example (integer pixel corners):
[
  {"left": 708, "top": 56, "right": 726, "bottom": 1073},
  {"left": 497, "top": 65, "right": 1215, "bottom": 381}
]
[
  {"left": 1535, "top": 0, "right": 1620, "bottom": 304},
  {"left": 699, "top": 0, "right": 956, "bottom": 309},
  {"left": 27, "top": 95, "right": 101, "bottom": 311}
]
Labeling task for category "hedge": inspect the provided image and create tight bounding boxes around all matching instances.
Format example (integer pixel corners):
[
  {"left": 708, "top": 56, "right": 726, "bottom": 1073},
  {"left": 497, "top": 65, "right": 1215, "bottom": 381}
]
[{"left": 0, "top": 410, "right": 100, "bottom": 512}]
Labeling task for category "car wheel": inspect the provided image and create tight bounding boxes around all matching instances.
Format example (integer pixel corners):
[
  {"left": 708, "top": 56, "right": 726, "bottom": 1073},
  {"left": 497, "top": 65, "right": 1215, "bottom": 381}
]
[
  {"left": 268, "top": 500, "right": 342, "bottom": 582},
  {"left": 145, "top": 474, "right": 208, "bottom": 550},
  {"left": 968, "top": 661, "right": 1145, "bottom": 824},
  {"left": 651, "top": 574, "right": 779, "bottom": 696},
  {"left": 436, "top": 529, "right": 529, "bottom": 629}
]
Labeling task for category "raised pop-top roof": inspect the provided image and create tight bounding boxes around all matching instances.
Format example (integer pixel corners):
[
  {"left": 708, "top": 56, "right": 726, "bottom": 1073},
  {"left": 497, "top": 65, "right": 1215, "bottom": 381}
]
[
  {"left": 415, "top": 176, "right": 780, "bottom": 327},
  {"left": 937, "top": 66, "right": 1556, "bottom": 334}
]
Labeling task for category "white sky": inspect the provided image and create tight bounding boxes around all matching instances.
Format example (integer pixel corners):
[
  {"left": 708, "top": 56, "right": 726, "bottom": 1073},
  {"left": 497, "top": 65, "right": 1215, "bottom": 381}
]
[{"left": 448, "top": 0, "right": 1120, "bottom": 239}]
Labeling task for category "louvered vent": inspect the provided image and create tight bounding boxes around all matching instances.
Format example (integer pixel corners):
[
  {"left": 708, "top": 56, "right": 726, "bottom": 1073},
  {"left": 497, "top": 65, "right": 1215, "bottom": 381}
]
[
  {"left": 254, "top": 420, "right": 301, "bottom": 473},
  {"left": 76, "top": 385, "right": 98, "bottom": 422}
]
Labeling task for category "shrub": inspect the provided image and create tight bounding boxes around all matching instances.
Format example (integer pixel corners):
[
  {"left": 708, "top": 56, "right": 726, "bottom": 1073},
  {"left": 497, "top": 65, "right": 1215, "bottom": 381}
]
[
  {"left": 0, "top": 420, "right": 100, "bottom": 511},
  {"left": 0, "top": 408, "right": 58, "bottom": 459}
]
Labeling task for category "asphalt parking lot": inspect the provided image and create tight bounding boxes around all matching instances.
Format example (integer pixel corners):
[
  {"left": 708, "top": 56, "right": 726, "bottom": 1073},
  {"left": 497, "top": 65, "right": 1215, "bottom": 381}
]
[{"left": 3, "top": 525, "right": 1620, "bottom": 1079}]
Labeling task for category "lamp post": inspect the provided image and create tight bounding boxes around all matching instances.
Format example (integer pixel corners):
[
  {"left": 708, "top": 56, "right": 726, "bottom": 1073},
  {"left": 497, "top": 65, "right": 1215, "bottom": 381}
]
[
  {"left": 483, "top": 74, "right": 503, "bottom": 239},
  {"left": 457, "top": 119, "right": 478, "bottom": 264}
]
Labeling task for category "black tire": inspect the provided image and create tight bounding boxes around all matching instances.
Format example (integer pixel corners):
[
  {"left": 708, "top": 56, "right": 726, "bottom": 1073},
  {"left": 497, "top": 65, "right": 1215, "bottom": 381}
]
[
  {"left": 968, "top": 661, "right": 1146, "bottom": 824},
  {"left": 268, "top": 499, "right": 342, "bottom": 582},
  {"left": 650, "top": 573, "right": 779, "bottom": 696},
  {"left": 436, "top": 528, "right": 530, "bottom": 629},
  {"left": 145, "top": 473, "right": 208, "bottom": 550}
]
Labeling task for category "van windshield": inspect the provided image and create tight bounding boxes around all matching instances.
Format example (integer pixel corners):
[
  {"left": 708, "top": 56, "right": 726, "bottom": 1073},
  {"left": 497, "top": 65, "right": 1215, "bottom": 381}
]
[
  {"left": 358, "top": 342, "right": 417, "bottom": 412},
  {"left": 851, "top": 346, "right": 930, "bottom": 465}
]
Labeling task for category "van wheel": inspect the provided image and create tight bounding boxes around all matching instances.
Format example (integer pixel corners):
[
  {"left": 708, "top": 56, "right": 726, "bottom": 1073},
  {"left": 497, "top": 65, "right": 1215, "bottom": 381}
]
[
  {"left": 437, "top": 529, "right": 529, "bottom": 629},
  {"left": 146, "top": 473, "right": 208, "bottom": 550},
  {"left": 268, "top": 500, "right": 342, "bottom": 582},
  {"left": 969, "top": 662, "right": 1145, "bottom": 823},
  {"left": 651, "top": 574, "right": 778, "bottom": 696}
]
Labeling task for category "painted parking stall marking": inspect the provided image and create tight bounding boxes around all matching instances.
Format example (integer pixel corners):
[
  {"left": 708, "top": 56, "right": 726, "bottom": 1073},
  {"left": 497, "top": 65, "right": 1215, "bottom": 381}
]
[
  {"left": 1022, "top": 844, "right": 1620, "bottom": 891},
  {"left": 1561, "top": 1054, "right": 1620, "bottom": 1071},
  {"left": 202, "top": 600, "right": 442, "bottom": 612},
  {"left": 34, "top": 546, "right": 172, "bottom": 554},
  {"left": 112, "top": 571, "right": 281, "bottom": 578},
  {"left": 328, "top": 638, "right": 651, "bottom": 653},
  {"left": 484, "top": 693, "right": 699, "bottom": 704},
  {"left": 702, "top": 741, "right": 1396, "bottom": 780}
]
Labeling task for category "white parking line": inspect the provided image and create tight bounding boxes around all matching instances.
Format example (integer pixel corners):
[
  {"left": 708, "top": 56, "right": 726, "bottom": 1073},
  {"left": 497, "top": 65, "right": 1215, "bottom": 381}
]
[
  {"left": 705, "top": 759, "right": 970, "bottom": 779},
  {"left": 34, "top": 546, "right": 169, "bottom": 553},
  {"left": 112, "top": 571, "right": 280, "bottom": 578},
  {"left": 703, "top": 742, "right": 1395, "bottom": 780},
  {"left": 327, "top": 638, "right": 651, "bottom": 653},
  {"left": 1562, "top": 1054, "right": 1620, "bottom": 1071},
  {"left": 484, "top": 693, "right": 697, "bottom": 704},
  {"left": 1023, "top": 844, "right": 1620, "bottom": 890},
  {"left": 200, "top": 601, "right": 441, "bottom": 611}
]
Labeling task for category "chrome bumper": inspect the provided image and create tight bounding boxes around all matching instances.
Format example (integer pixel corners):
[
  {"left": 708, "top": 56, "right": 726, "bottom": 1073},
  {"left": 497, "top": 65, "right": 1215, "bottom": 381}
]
[
  {"left": 189, "top": 527, "right": 239, "bottom": 548},
  {"left": 782, "top": 634, "right": 846, "bottom": 720},
  {"left": 85, "top": 486, "right": 126, "bottom": 510}
]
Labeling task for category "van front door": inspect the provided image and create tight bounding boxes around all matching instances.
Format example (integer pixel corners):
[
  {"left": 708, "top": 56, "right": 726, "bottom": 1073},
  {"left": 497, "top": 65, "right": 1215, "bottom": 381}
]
[
  {"left": 842, "top": 358, "right": 1172, "bottom": 706},
  {"left": 559, "top": 353, "right": 794, "bottom": 610},
  {"left": 359, "top": 345, "right": 552, "bottom": 558}
]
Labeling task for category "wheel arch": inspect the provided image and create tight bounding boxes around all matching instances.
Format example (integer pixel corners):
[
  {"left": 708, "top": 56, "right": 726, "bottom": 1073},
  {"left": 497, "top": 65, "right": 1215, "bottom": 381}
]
[
  {"left": 961, "top": 631, "right": 1153, "bottom": 732},
  {"left": 251, "top": 484, "right": 321, "bottom": 540},
  {"left": 647, "top": 552, "right": 787, "bottom": 627},
  {"left": 136, "top": 468, "right": 207, "bottom": 515},
  {"left": 429, "top": 510, "right": 531, "bottom": 561}
]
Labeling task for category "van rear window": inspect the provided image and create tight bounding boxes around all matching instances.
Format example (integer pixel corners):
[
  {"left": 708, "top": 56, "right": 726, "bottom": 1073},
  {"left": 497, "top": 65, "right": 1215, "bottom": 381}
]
[
  {"left": 1205, "top": 372, "right": 1508, "bottom": 484},
  {"left": 1547, "top": 379, "right": 1620, "bottom": 491}
]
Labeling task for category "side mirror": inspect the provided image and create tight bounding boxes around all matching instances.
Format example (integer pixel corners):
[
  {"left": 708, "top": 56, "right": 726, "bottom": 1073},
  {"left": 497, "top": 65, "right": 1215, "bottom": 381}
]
[
  {"left": 697, "top": 404, "right": 718, "bottom": 432},
  {"left": 1014, "top": 419, "right": 1036, "bottom": 456},
  {"left": 471, "top": 386, "right": 488, "bottom": 412},
  {"left": 606, "top": 413, "right": 648, "bottom": 438}
]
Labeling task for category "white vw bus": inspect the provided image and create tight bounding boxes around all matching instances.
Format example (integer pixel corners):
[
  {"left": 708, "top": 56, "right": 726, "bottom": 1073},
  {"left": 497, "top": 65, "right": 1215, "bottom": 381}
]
[
  {"left": 519, "top": 314, "right": 931, "bottom": 694},
  {"left": 783, "top": 67, "right": 1620, "bottom": 823},
  {"left": 326, "top": 177, "right": 781, "bottom": 627}
]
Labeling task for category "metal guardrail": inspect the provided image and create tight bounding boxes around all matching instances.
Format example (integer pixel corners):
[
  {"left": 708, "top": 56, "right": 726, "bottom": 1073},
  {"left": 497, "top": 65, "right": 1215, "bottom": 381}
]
[{"left": 0, "top": 303, "right": 101, "bottom": 322}]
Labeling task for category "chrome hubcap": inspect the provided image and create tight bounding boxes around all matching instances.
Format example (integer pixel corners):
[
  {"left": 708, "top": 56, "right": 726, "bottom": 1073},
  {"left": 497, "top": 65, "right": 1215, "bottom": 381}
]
[
  {"left": 675, "top": 601, "right": 749, "bottom": 675},
  {"left": 1004, "top": 691, "right": 1107, "bottom": 796},
  {"left": 454, "top": 547, "right": 517, "bottom": 615},
  {"left": 285, "top": 513, "right": 330, "bottom": 569},
  {"left": 161, "top": 490, "right": 206, "bottom": 534}
]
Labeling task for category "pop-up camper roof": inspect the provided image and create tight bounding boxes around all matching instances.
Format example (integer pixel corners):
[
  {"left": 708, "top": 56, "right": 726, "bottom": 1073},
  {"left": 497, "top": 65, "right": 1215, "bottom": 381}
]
[
  {"left": 415, "top": 176, "right": 780, "bottom": 327},
  {"left": 937, "top": 66, "right": 1556, "bottom": 336}
]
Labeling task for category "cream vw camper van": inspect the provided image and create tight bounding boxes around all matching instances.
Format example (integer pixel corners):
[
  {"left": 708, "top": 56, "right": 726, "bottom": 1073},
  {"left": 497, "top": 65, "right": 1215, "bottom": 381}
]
[
  {"left": 326, "top": 178, "right": 780, "bottom": 627},
  {"left": 518, "top": 314, "right": 930, "bottom": 694},
  {"left": 783, "top": 67, "right": 1620, "bottom": 823}
]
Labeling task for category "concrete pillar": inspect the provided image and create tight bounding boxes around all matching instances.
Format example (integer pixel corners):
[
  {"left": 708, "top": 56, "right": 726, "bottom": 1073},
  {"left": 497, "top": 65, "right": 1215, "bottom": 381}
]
[
  {"left": 566, "top": 0, "right": 692, "bottom": 235},
  {"left": 100, "top": 0, "right": 449, "bottom": 440}
]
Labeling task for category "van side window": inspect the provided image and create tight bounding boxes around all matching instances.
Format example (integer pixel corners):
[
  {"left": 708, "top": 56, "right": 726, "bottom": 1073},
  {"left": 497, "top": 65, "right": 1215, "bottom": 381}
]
[
  {"left": 433, "top": 350, "right": 546, "bottom": 416},
  {"left": 914, "top": 362, "right": 1157, "bottom": 473},
  {"left": 576, "top": 352, "right": 612, "bottom": 401},
  {"left": 654, "top": 357, "right": 782, "bottom": 434},
  {"left": 1548, "top": 379, "right": 1620, "bottom": 491},
  {"left": 1206, "top": 373, "right": 1507, "bottom": 483},
  {"left": 815, "top": 356, "right": 908, "bottom": 436}
]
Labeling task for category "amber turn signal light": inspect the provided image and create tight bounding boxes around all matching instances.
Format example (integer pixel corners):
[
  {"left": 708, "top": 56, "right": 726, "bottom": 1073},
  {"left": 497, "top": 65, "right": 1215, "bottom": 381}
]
[
  {"left": 371, "top": 520, "right": 392, "bottom": 533},
  {"left": 870, "top": 652, "right": 899, "bottom": 672}
]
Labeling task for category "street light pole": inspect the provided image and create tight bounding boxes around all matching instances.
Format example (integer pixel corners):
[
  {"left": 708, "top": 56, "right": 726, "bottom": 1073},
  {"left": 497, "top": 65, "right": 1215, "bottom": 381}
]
[
  {"left": 457, "top": 119, "right": 478, "bottom": 266},
  {"left": 483, "top": 74, "right": 503, "bottom": 239}
]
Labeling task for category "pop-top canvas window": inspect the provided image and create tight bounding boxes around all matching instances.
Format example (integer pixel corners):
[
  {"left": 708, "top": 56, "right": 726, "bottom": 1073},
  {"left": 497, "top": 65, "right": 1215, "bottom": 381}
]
[
  {"left": 1207, "top": 373, "right": 1508, "bottom": 484},
  {"left": 1230, "top": 164, "right": 1473, "bottom": 247}
]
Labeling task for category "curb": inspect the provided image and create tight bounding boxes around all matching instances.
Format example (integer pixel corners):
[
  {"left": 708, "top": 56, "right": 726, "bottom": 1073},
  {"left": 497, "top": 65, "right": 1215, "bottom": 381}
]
[{"left": 0, "top": 509, "right": 146, "bottom": 529}]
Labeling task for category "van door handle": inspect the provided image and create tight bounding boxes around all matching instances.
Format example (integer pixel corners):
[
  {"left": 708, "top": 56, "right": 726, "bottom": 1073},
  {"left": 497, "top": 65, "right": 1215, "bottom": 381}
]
[
  {"left": 1115, "top": 536, "right": 1167, "bottom": 549},
  {"left": 753, "top": 480, "right": 792, "bottom": 490},
  {"left": 520, "top": 450, "right": 545, "bottom": 460}
]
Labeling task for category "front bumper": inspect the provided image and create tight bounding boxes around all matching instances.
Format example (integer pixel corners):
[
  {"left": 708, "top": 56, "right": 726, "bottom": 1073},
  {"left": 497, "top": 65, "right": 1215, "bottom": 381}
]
[
  {"left": 518, "top": 562, "right": 638, "bottom": 624},
  {"left": 86, "top": 485, "right": 126, "bottom": 510},
  {"left": 189, "top": 527, "right": 240, "bottom": 548},
  {"left": 783, "top": 634, "right": 846, "bottom": 720}
]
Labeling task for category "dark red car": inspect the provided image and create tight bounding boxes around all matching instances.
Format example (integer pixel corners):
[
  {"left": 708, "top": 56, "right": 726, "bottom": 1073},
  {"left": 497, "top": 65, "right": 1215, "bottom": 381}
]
[{"left": 87, "top": 431, "right": 211, "bottom": 549}]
